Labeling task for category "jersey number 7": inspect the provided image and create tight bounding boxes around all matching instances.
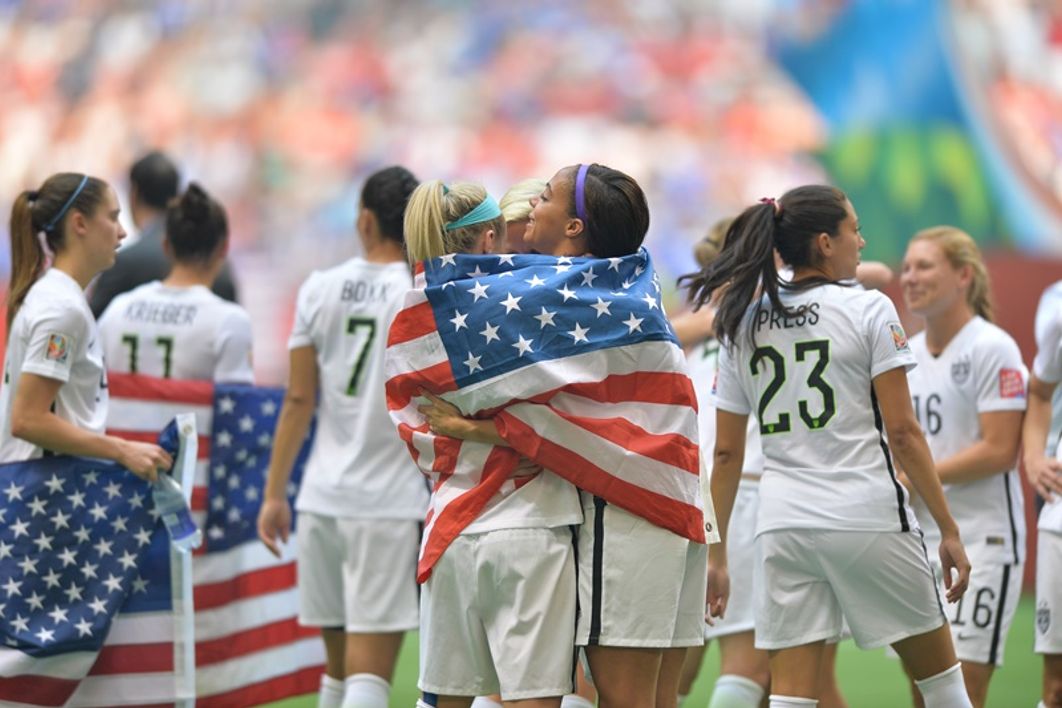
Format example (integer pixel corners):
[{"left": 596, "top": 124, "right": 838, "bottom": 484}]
[
  {"left": 345, "top": 317, "right": 376, "bottom": 396},
  {"left": 751, "top": 339, "right": 836, "bottom": 435}
]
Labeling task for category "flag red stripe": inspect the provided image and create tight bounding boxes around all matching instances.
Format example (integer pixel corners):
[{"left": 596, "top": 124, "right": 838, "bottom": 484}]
[
  {"left": 549, "top": 409, "right": 698, "bottom": 475},
  {"left": 496, "top": 411, "right": 706, "bottom": 543},
  {"left": 385, "top": 361, "right": 457, "bottom": 410},
  {"left": 90, "top": 642, "right": 174, "bottom": 674},
  {"left": 0, "top": 675, "right": 78, "bottom": 706},
  {"left": 107, "top": 429, "right": 211, "bottom": 459},
  {"left": 197, "top": 665, "right": 322, "bottom": 708},
  {"left": 416, "top": 446, "right": 520, "bottom": 582},
  {"left": 386, "top": 301, "right": 436, "bottom": 346},
  {"left": 108, "top": 373, "right": 214, "bottom": 405},
  {"left": 191, "top": 487, "right": 207, "bottom": 511},
  {"left": 196, "top": 617, "right": 318, "bottom": 667},
  {"left": 194, "top": 562, "right": 297, "bottom": 611},
  {"left": 554, "top": 371, "right": 698, "bottom": 409}
]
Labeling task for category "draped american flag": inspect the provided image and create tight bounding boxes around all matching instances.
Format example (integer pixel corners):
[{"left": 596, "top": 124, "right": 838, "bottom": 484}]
[
  {"left": 386, "top": 248, "right": 707, "bottom": 582},
  {"left": 0, "top": 419, "right": 197, "bottom": 707},
  {"left": 104, "top": 373, "right": 323, "bottom": 706}
]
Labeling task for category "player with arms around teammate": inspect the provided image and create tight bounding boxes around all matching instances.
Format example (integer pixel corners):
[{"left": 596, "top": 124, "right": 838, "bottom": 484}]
[
  {"left": 257, "top": 166, "right": 426, "bottom": 708},
  {"left": 1, "top": 173, "right": 171, "bottom": 475},
  {"left": 688, "top": 186, "right": 973, "bottom": 708},
  {"left": 1022, "top": 278, "right": 1062, "bottom": 708},
  {"left": 899, "top": 227, "right": 1025, "bottom": 707},
  {"left": 98, "top": 183, "right": 252, "bottom": 383}
]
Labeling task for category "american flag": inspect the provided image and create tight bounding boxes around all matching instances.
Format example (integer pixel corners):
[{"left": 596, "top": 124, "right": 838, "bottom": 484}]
[
  {"left": 104, "top": 373, "right": 324, "bottom": 706},
  {"left": 0, "top": 454, "right": 175, "bottom": 707},
  {"left": 386, "top": 248, "right": 706, "bottom": 582}
]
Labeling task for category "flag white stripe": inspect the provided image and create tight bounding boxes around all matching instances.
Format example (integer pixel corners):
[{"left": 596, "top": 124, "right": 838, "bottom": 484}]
[
  {"left": 194, "top": 588, "right": 300, "bottom": 642},
  {"left": 69, "top": 670, "right": 194, "bottom": 706},
  {"left": 194, "top": 534, "right": 298, "bottom": 585},
  {"left": 107, "top": 612, "right": 174, "bottom": 643},
  {"left": 196, "top": 637, "right": 323, "bottom": 699},
  {"left": 385, "top": 331, "right": 449, "bottom": 379},
  {"left": 105, "top": 399, "right": 213, "bottom": 435},
  {"left": 0, "top": 647, "right": 96, "bottom": 680},
  {"left": 504, "top": 402, "right": 696, "bottom": 502}
]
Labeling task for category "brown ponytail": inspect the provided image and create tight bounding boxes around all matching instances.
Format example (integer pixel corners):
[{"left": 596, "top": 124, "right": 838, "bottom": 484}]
[{"left": 6, "top": 173, "right": 108, "bottom": 333}]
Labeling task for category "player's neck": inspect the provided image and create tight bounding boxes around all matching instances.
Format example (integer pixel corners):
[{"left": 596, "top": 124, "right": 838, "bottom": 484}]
[
  {"left": 362, "top": 237, "right": 405, "bottom": 264},
  {"left": 924, "top": 305, "right": 973, "bottom": 357},
  {"left": 164, "top": 262, "right": 218, "bottom": 289}
]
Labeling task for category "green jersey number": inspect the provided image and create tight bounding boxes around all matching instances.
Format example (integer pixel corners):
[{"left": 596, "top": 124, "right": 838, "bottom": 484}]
[
  {"left": 751, "top": 339, "right": 835, "bottom": 435},
  {"left": 345, "top": 317, "right": 376, "bottom": 396},
  {"left": 121, "top": 334, "right": 175, "bottom": 378}
]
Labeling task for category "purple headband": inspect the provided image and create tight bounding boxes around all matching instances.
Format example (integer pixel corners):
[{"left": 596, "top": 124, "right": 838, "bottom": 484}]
[{"left": 574, "top": 163, "right": 590, "bottom": 222}]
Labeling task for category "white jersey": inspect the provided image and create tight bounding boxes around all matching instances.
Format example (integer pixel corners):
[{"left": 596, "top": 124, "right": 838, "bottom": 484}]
[
  {"left": 685, "top": 335, "right": 764, "bottom": 483},
  {"left": 290, "top": 258, "right": 428, "bottom": 519},
  {"left": 714, "top": 283, "right": 918, "bottom": 535},
  {"left": 1033, "top": 281, "right": 1062, "bottom": 532},
  {"left": 906, "top": 317, "right": 1026, "bottom": 564},
  {"left": 98, "top": 281, "right": 253, "bottom": 383},
  {"left": 0, "top": 269, "right": 108, "bottom": 461}
]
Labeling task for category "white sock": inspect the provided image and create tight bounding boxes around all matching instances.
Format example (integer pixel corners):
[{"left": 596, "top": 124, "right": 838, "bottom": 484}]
[
  {"left": 677, "top": 695, "right": 688, "bottom": 708},
  {"left": 471, "top": 699, "right": 503, "bottom": 708},
  {"left": 319, "top": 674, "right": 345, "bottom": 708},
  {"left": 560, "top": 696, "right": 594, "bottom": 708},
  {"left": 709, "top": 674, "right": 766, "bottom": 708},
  {"left": 768, "top": 696, "right": 817, "bottom": 708},
  {"left": 341, "top": 673, "right": 390, "bottom": 708},
  {"left": 914, "top": 664, "right": 973, "bottom": 708},
  {"left": 416, "top": 701, "right": 435, "bottom": 708}
]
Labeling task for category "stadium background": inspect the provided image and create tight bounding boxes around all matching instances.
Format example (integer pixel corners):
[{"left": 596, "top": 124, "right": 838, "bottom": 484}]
[{"left": 0, "top": 0, "right": 1059, "bottom": 704}]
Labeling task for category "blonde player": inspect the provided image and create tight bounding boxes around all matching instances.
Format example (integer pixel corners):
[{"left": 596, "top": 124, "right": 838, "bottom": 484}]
[
  {"left": 899, "top": 227, "right": 1025, "bottom": 707},
  {"left": 497, "top": 178, "right": 546, "bottom": 254},
  {"left": 689, "top": 186, "right": 972, "bottom": 708},
  {"left": 257, "top": 166, "right": 426, "bottom": 708},
  {"left": 1023, "top": 279, "right": 1062, "bottom": 708},
  {"left": 1, "top": 173, "right": 170, "bottom": 473},
  {"left": 98, "top": 183, "right": 252, "bottom": 383},
  {"left": 401, "top": 179, "right": 582, "bottom": 708}
]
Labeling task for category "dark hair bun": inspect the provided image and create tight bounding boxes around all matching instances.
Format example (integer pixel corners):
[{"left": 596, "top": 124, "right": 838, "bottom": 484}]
[{"left": 165, "top": 182, "right": 229, "bottom": 265}]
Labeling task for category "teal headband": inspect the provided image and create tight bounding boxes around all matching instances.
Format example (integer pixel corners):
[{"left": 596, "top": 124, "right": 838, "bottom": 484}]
[{"left": 444, "top": 193, "right": 502, "bottom": 232}]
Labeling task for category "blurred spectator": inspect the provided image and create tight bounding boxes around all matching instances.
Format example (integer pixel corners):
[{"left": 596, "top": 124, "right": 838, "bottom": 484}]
[{"left": 89, "top": 150, "right": 238, "bottom": 317}]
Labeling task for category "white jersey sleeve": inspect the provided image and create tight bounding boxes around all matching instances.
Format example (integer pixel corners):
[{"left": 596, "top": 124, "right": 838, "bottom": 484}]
[
  {"left": 864, "top": 294, "right": 916, "bottom": 379},
  {"left": 713, "top": 340, "right": 752, "bottom": 415},
  {"left": 288, "top": 272, "right": 323, "bottom": 351},
  {"left": 1034, "top": 286, "right": 1062, "bottom": 384},
  {"left": 21, "top": 299, "right": 90, "bottom": 383},
  {"left": 973, "top": 333, "right": 1027, "bottom": 413}
]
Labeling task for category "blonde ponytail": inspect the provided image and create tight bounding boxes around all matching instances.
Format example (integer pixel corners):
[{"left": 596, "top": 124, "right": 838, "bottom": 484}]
[{"left": 403, "top": 180, "right": 505, "bottom": 263}]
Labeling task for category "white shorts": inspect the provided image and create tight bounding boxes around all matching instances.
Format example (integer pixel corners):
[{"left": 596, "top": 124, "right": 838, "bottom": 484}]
[
  {"left": 576, "top": 495, "right": 707, "bottom": 648},
  {"left": 296, "top": 512, "right": 420, "bottom": 632},
  {"left": 928, "top": 547, "right": 1021, "bottom": 666},
  {"left": 1037, "top": 529, "right": 1062, "bottom": 654},
  {"left": 419, "top": 526, "right": 577, "bottom": 700},
  {"left": 754, "top": 529, "right": 945, "bottom": 651},
  {"left": 705, "top": 484, "right": 758, "bottom": 640}
]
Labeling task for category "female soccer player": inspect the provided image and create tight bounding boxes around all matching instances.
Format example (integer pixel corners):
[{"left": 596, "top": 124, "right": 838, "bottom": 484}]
[
  {"left": 689, "top": 185, "right": 973, "bottom": 708},
  {"left": 899, "top": 226, "right": 1025, "bottom": 708},
  {"left": 1, "top": 172, "right": 171, "bottom": 474},
  {"left": 417, "top": 164, "right": 706, "bottom": 708},
  {"left": 400, "top": 178, "right": 583, "bottom": 708},
  {"left": 98, "top": 183, "right": 253, "bottom": 383},
  {"left": 257, "top": 166, "right": 426, "bottom": 708},
  {"left": 1022, "top": 279, "right": 1062, "bottom": 708}
]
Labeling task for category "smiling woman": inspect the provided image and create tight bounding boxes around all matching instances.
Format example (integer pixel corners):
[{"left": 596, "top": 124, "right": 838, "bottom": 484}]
[{"left": 0, "top": 172, "right": 172, "bottom": 476}]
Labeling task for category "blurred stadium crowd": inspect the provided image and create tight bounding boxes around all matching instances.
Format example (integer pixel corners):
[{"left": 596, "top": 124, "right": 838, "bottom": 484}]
[{"left": 0, "top": 0, "right": 1059, "bottom": 382}]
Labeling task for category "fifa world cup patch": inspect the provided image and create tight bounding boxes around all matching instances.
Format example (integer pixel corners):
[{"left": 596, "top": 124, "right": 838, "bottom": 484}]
[
  {"left": 888, "top": 322, "right": 909, "bottom": 352},
  {"left": 998, "top": 368, "right": 1025, "bottom": 399},
  {"left": 45, "top": 333, "right": 70, "bottom": 363}
]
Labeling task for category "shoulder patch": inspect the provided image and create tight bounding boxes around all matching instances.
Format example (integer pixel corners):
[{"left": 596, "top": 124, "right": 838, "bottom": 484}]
[
  {"left": 888, "top": 322, "right": 909, "bottom": 352},
  {"left": 999, "top": 368, "right": 1025, "bottom": 399},
  {"left": 45, "top": 333, "right": 70, "bottom": 363}
]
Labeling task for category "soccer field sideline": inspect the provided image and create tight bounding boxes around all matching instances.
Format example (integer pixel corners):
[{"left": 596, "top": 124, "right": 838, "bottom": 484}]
[{"left": 265, "top": 593, "right": 1041, "bottom": 707}]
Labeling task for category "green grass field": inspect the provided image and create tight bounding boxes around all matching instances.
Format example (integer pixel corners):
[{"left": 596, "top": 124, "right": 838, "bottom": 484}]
[{"left": 266, "top": 594, "right": 1041, "bottom": 707}]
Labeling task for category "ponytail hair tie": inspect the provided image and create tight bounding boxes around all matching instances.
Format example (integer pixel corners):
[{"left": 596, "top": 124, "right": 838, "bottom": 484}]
[
  {"left": 26, "top": 190, "right": 39, "bottom": 202},
  {"left": 759, "top": 196, "right": 782, "bottom": 218}
]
